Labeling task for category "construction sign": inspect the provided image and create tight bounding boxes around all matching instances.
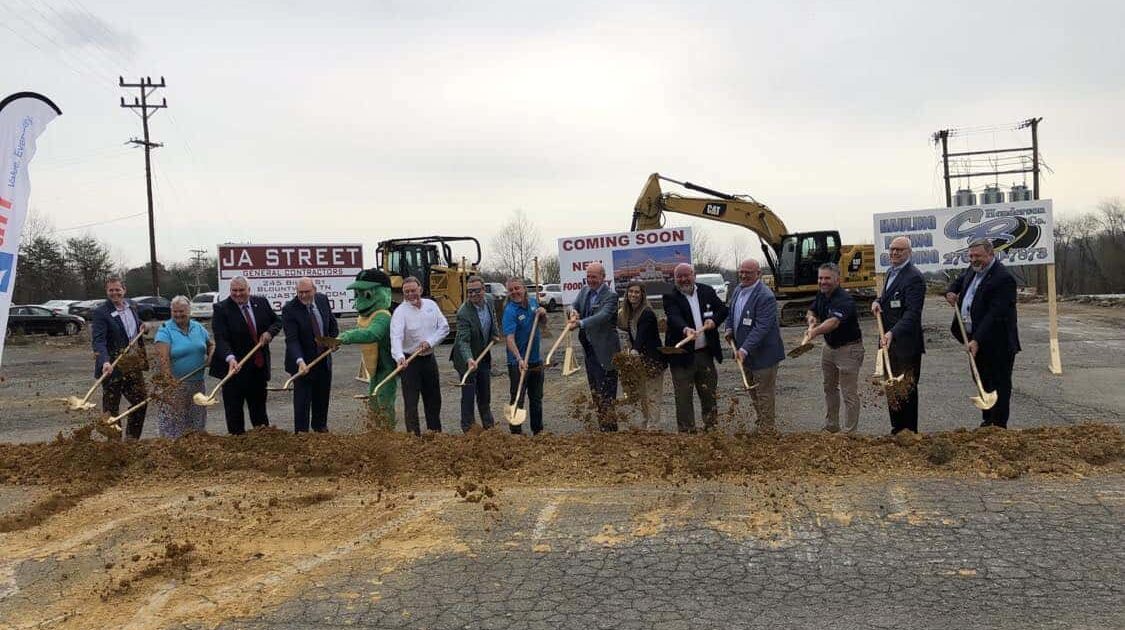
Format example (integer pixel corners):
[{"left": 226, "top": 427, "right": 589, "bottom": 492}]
[
  {"left": 217, "top": 243, "right": 364, "bottom": 314},
  {"left": 557, "top": 227, "right": 693, "bottom": 305},
  {"left": 872, "top": 199, "right": 1054, "bottom": 273}
]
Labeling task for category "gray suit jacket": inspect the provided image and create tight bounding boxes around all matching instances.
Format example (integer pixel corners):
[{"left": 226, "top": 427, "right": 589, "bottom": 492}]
[
  {"left": 451, "top": 295, "right": 500, "bottom": 374},
  {"left": 572, "top": 283, "right": 621, "bottom": 370},
  {"left": 726, "top": 282, "right": 785, "bottom": 371}
]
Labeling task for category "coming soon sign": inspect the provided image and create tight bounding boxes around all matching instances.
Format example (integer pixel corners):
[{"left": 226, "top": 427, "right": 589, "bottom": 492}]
[
  {"left": 557, "top": 228, "right": 693, "bottom": 305},
  {"left": 218, "top": 243, "right": 364, "bottom": 314}
]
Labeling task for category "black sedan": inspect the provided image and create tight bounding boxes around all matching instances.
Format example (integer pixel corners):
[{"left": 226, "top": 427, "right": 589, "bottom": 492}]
[
  {"left": 68, "top": 299, "right": 105, "bottom": 320},
  {"left": 7, "top": 305, "right": 85, "bottom": 338},
  {"left": 132, "top": 296, "right": 170, "bottom": 320}
]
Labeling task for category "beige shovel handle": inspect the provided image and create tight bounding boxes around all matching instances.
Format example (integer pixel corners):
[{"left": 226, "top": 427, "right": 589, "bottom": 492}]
[
  {"left": 508, "top": 314, "right": 541, "bottom": 423},
  {"left": 81, "top": 329, "right": 146, "bottom": 403},
  {"left": 370, "top": 347, "right": 424, "bottom": 397},
  {"left": 544, "top": 324, "right": 572, "bottom": 366},
  {"left": 278, "top": 346, "right": 336, "bottom": 390},
  {"left": 872, "top": 311, "right": 902, "bottom": 380},
  {"left": 459, "top": 341, "right": 497, "bottom": 386},
  {"left": 728, "top": 339, "right": 754, "bottom": 390},
  {"left": 674, "top": 331, "right": 698, "bottom": 349},
  {"left": 951, "top": 305, "right": 990, "bottom": 398},
  {"left": 106, "top": 362, "right": 207, "bottom": 424},
  {"left": 200, "top": 338, "right": 267, "bottom": 401}
]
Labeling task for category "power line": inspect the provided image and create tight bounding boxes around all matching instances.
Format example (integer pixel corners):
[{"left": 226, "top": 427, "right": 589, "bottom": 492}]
[
  {"left": 55, "top": 212, "right": 146, "bottom": 233},
  {"left": 119, "top": 75, "right": 168, "bottom": 295}
]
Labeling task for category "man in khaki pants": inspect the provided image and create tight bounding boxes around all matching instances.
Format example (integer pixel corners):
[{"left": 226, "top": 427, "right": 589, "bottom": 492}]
[{"left": 805, "top": 263, "right": 865, "bottom": 433}]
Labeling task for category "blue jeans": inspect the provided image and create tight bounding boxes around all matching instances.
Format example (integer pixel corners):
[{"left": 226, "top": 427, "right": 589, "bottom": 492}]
[{"left": 459, "top": 357, "right": 494, "bottom": 432}]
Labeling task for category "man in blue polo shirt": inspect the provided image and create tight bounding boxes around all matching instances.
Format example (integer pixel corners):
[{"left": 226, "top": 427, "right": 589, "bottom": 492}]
[
  {"left": 805, "top": 262, "right": 865, "bottom": 434},
  {"left": 502, "top": 276, "right": 548, "bottom": 435}
]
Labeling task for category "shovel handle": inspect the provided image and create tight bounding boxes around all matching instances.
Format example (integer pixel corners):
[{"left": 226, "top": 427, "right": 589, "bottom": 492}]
[
  {"left": 371, "top": 347, "right": 424, "bottom": 397},
  {"left": 508, "top": 315, "right": 541, "bottom": 422},
  {"left": 202, "top": 338, "right": 268, "bottom": 400},
  {"left": 674, "top": 332, "right": 698, "bottom": 349},
  {"left": 106, "top": 362, "right": 207, "bottom": 424},
  {"left": 280, "top": 346, "right": 336, "bottom": 390},
  {"left": 82, "top": 329, "right": 146, "bottom": 402},
  {"left": 544, "top": 325, "right": 572, "bottom": 366},
  {"left": 728, "top": 339, "right": 753, "bottom": 390},
  {"left": 950, "top": 302, "right": 992, "bottom": 398},
  {"left": 459, "top": 340, "right": 497, "bottom": 385}
]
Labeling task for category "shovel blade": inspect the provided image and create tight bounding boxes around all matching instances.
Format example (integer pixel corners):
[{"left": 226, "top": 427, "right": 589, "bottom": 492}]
[
  {"left": 972, "top": 390, "right": 998, "bottom": 410},
  {"left": 786, "top": 343, "right": 814, "bottom": 358},
  {"left": 658, "top": 347, "right": 687, "bottom": 355},
  {"left": 561, "top": 347, "right": 580, "bottom": 376},
  {"left": 506, "top": 404, "right": 527, "bottom": 426},
  {"left": 66, "top": 396, "right": 97, "bottom": 411},
  {"left": 192, "top": 392, "right": 218, "bottom": 406}
]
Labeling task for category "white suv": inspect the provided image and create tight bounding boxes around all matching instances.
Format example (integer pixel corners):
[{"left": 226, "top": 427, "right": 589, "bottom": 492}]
[
  {"left": 190, "top": 292, "right": 218, "bottom": 319},
  {"left": 695, "top": 273, "right": 728, "bottom": 303},
  {"left": 537, "top": 284, "right": 563, "bottom": 311}
]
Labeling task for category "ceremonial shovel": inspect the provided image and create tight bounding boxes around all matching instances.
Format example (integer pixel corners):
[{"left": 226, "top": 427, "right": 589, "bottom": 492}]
[
  {"left": 353, "top": 347, "right": 424, "bottom": 400},
  {"left": 952, "top": 306, "right": 998, "bottom": 411},
  {"left": 506, "top": 312, "right": 541, "bottom": 426},
  {"left": 269, "top": 345, "right": 337, "bottom": 392},
  {"left": 873, "top": 311, "right": 904, "bottom": 384},
  {"left": 66, "top": 330, "right": 145, "bottom": 411},
  {"left": 102, "top": 363, "right": 207, "bottom": 433},
  {"left": 786, "top": 326, "right": 815, "bottom": 358},
  {"left": 193, "top": 339, "right": 267, "bottom": 406},
  {"left": 658, "top": 332, "right": 696, "bottom": 355},
  {"left": 544, "top": 323, "right": 573, "bottom": 367},
  {"left": 456, "top": 341, "right": 497, "bottom": 387},
  {"left": 728, "top": 339, "right": 757, "bottom": 391},
  {"left": 561, "top": 337, "right": 581, "bottom": 377}
]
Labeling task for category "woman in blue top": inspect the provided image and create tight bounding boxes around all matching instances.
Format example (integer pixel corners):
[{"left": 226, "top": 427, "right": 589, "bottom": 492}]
[{"left": 154, "top": 295, "right": 214, "bottom": 438}]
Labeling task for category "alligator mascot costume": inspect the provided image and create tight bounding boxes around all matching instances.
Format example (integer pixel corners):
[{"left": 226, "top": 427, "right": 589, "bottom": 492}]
[{"left": 336, "top": 268, "right": 396, "bottom": 428}]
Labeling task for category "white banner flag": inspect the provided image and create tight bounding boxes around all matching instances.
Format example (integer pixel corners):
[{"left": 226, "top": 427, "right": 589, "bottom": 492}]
[{"left": 0, "top": 92, "right": 62, "bottom": 367}]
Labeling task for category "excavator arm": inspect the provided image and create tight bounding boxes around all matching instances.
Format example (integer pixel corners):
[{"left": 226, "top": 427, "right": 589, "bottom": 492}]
[{"left": 631, "top": 173, "right": 789, "bottom": 276}]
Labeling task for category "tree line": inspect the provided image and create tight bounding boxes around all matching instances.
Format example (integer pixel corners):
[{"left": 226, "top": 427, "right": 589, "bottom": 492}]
[{"left": 1052, "top": 198, "right": 1125, "bottom": 295}]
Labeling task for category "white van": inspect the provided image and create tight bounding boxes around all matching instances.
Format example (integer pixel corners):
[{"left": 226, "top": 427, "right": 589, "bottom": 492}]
[
  {"left": 190, "top": 292, "right": 219, "bottom": 319},
  {"left": 695, "top": 273, "right": 729, "bottom": 303}
]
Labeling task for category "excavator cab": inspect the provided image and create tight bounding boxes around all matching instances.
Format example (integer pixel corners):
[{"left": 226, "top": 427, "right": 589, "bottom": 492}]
[
  {"left": 375, "top": 236, "right": 482, "bottom": 329},
  {"left": 779, "top": 232, "right": 840, "bottom": 287}
]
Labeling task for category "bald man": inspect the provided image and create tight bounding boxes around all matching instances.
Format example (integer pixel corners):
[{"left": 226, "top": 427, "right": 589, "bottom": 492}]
[
  {"left": 873, "top": 236, "right": 926, "bottom": 434},
  {"left": 568, "top": 262, "right": 622, "bottom": 430},
  {"left": 662, "top": 263, "right": 729, "bottom": 432},
  {"left": 210, "top": 275, "right": 283, "bottom": 434},
  {"left": 725, "top": 259, "right": 785, "bottom": 431},
  {"left": 283, "top": 278, "right": 339, "bottom": 432}
]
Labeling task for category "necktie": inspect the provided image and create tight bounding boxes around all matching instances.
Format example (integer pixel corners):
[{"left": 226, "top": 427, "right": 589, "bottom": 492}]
[
  {"left": 242, "top": 303, "right": 264, "bottom": 368},
  {"left": 309, "top": 304, "right": 323, "bottom": 352}
]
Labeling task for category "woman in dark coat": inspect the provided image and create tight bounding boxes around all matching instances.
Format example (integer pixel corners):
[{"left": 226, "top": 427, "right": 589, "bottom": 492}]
[{"left": 617, "top": 282, "right": 666, "bottom": 429}]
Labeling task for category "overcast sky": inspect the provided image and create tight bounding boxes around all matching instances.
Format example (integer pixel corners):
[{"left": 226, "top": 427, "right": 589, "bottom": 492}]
[{"left": 6, "top": 0, "right": 1123, "bottom": 270}]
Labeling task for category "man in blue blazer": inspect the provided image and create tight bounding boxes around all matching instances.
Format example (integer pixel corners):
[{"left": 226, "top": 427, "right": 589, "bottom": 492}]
[
  {"left": 567, "top": 262, "right": 622, "bottom": 431},
  {"left": 91, "top": 276, "right": 149, "bottom": 439},
  {"left": 663, "top": 263, "right": 729, "bottom": 432},
  {"left": 282, "top": 278, "right": 339, "bottom": 433},
  {"left": 945, "top": 239, "right": 1021, "bottom": 428},
  {"left": 872, "top": 236, "right": 927, "bottom": 434},
  {"left": 725, "top": 259, "right": 785, "bottom": 431}
]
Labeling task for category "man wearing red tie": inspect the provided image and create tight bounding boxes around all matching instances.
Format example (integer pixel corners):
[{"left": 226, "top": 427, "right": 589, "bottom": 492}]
[
  {"left": 209, "top": 275, "right": 283, "bottom": 434},
  {"left": 282, "top": 278, "right": 339, "bottom": 433}
]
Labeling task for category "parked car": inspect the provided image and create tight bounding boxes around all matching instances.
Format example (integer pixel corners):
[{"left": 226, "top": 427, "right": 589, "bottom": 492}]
[
  {"left": 7, "top": 305, "right": 84, "bottom": 338},
  {"left": 190, "top": 292, "right": 218, "bottom": 319},
  {"left": 68, "top": 299, "right": 105, "bottom": 320},
  {"left": 537, "top": 283, "right": 563, "bottom": 311},
  {"left": 696, "top": 273, "right": 729, "bottom": 303},
  {"left": 133, "top": 295, "right": 171, "bottom": 320},
  {"left": 40, "top": 299, "right": 80, "bottom": 315},
  {"left": 483, "top": 282, "right": 507, "bottom": 300}
]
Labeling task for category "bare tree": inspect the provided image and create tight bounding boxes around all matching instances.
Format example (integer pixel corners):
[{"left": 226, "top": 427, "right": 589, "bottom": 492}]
[
  {"left": 489, "top": 209, "right": 542, "bottom": 280},
  {"left": 1097, "top": 197, "right": 1125, "bottom": 243},
  {"left": 690, "top": 225, "right": 724, "bottom": 273},
  {"left": 539, "top": 254, "right": 560, "bottom": 284}
]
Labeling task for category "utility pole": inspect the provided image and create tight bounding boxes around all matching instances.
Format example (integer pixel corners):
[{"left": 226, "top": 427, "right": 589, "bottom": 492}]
[
  {"left": 119, "top": 76, "right": 167, "bottom": 296},
  {"left": 189, "top": 247, "right": 207, "bottom": 295}
]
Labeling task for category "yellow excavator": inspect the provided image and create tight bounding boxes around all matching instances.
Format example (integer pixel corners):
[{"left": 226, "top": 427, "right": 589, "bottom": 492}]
[{"left": 631, "top": 173, "right": 875, "bottom": 325}]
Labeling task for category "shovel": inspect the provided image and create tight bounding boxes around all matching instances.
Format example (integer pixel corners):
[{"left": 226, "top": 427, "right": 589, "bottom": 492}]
[
  {"left": 561, "top": 343, "right": 580, "bottom": 377},
  {"left": 354, "top": 347, "right": 424, "bottom": 400},
  {"left": 728, "top": 339, "right": 757, "bottom": 391},
  {"left": 544, "top": 324, "right": 573, "bottom": 367},
  {"left": 268, "top": 346, "right": 336, "bottom": 391},
  {"left": 102, "top": 363, "right": 208, "bottom": 432},
  {"left": 952, "top": 306, "right": 998, "bottom": 411},
  {"left": 66, "top": 329, "right": 146, "bottom": 411},
  {"left": 506, "top": 312, "right": 541, "bottom": 426},
  {"left": 658, "top": 332, "right": 697, "bottom": 355},
  {"left": 456, "top": 341, "right": 497, "bottom": 387},
  {"left": 786, "top": 326, "right": 815, "bottom": 358},
  {"left": 874, "top": 311, "right": 904, "bottom": 383},
  {"left": 193, "top": 338, "right": 267, "bottom": 406}
]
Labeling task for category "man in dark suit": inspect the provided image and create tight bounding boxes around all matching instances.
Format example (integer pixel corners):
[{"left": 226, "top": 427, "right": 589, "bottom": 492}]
[
  {"left": 91, "top": 275, "right": 148, "bottom": 439},
  {"left": 725, "top": 259, "right": 785, "bottom": 431},
  {"left": 873, "top": 236, "right": 927, "bottom": 434},
  {"left": 663, "top": 263, "right": 729, "bottom": 432},
  {"left": 451, "top": 275, "right": 502, "bottom": 432},
  {"left": 567, "top": 262, "right": 622, "bottom": 431},
  {"left": 210, "top": 275, "right": 283, "bottom": 434},
  {"left": 945, "top": 238, "right": 1021, "bottom": 428},
  {"left": 282, "top": 277, "right": 339, "bottom": 433}
]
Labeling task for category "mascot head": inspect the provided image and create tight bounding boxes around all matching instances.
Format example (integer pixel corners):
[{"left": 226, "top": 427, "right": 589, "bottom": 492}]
[{"left": 347, "top": 268, "right": 392, "bottom": 315}]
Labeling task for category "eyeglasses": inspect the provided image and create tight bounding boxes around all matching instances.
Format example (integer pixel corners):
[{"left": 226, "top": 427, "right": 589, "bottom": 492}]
[
  {"left": 889, "top": 247, "right": 908, "bottom": 252},
  {"left": 467, "top": 288, "right": 483, "bottom": 294}
]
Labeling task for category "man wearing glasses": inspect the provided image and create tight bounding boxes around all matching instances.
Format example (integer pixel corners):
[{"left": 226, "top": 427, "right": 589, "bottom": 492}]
[
  {"left": 872, "top": 236, "right": 927, "bottom": 434},
  {"left": 451, "top": 276, "right": 503, "bottom": 432}
]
